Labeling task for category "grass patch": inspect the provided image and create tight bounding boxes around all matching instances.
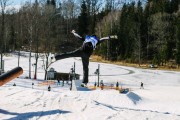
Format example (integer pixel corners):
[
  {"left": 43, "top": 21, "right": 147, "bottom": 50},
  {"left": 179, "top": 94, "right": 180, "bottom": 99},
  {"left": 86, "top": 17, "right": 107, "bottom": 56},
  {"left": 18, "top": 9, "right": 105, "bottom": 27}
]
[{"left": 90, "top": 55, "right": 180, "bottom": 71}]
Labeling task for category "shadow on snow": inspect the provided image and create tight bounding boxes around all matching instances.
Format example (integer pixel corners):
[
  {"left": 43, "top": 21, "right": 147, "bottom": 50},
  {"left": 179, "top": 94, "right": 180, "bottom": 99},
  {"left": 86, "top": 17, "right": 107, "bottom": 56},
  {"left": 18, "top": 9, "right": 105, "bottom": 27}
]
[{"left": 0, "top": 109, "right": 71, "bottom": 120}]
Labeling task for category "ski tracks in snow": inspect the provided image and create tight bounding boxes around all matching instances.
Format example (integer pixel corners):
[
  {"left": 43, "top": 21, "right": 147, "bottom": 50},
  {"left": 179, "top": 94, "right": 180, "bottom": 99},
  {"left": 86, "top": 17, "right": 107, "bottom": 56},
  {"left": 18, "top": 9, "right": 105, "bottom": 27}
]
[
  {"left": 58, "top": 92, "right": 88, "bottom": 120},
  {"left": 21, "top": 90, "right": 45, "bottom": 108},
  {"left": 35, "top": 92, "right": 63, "bottom": 120}
]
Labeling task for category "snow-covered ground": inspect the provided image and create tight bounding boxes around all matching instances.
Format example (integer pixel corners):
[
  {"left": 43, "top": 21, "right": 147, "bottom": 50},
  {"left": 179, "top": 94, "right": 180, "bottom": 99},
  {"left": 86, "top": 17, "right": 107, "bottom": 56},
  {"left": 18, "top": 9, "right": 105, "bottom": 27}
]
[{"left": 0, "top": 53, "right": 180, "bottom": 120}]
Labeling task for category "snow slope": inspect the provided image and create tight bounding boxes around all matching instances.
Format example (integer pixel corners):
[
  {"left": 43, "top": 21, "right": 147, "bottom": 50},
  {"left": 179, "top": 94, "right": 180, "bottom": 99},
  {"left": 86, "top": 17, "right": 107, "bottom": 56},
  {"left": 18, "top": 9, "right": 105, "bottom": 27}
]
[{"left": 0, "top": 54, "right": 180, "bottom": 120}]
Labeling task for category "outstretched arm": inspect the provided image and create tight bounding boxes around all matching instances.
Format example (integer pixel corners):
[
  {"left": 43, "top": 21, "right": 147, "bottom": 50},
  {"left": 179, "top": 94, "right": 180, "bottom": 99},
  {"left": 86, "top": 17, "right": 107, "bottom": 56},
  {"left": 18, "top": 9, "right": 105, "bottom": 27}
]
[
  {"left": 71, "top": 30, "right": 84, "bottom": 41},
  {"left": 99, "top": 35, "right": 118, "bottom": 43}
]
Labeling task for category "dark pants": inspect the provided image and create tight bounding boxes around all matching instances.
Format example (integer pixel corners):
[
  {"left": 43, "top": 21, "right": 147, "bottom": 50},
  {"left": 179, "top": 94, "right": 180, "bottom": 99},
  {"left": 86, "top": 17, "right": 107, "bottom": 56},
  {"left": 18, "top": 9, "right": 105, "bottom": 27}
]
[{"left": 55, "top": 47, "right": 93, "bottom": 84}]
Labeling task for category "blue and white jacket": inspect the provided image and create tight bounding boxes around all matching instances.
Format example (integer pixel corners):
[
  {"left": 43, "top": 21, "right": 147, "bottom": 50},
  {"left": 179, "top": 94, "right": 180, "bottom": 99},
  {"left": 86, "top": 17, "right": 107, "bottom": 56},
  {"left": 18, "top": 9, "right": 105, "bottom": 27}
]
[{"left": 84, "top": 35, "right": 99, "bottom": 49}]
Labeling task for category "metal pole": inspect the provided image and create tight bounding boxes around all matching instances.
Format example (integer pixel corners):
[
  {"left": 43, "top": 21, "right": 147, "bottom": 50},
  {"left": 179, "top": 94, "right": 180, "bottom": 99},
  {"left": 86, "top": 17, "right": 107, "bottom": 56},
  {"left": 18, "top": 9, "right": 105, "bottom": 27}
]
[
  {"left": 97, "top": 64, "right": 100, "bottom": 87},
  {"left": 73, "top": 62, "right": 76, "bottom": 80},
  {"left": 74, "top": 62, "right": 75, "bottom": 74},
  {"left": 18, "top": 49, "right": 20, "bottom": 67},
  {"left": 0, "top": 53, "right": 2, "bottom": 70},
  {"left": 29, "top": 41, "right": 32, "bottom": 79}
]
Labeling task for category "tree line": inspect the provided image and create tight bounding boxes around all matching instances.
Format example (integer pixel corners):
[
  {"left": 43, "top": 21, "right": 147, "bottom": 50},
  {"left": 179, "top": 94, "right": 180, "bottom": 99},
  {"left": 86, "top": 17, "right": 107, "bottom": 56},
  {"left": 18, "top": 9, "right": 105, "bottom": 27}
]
[
  {"left": 0, "top": 0, "right": 180, "bottom": 68},
  {"left": 94, "top": 0, "right": 180, "bottom": 68}
]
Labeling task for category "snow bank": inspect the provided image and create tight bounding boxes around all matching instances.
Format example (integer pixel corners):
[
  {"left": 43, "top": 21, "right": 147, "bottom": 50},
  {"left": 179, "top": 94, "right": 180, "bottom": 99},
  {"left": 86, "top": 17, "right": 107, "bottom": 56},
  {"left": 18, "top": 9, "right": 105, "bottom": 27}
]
[{"left": 1, "top": 55, "right": 180, "bottom": 120}]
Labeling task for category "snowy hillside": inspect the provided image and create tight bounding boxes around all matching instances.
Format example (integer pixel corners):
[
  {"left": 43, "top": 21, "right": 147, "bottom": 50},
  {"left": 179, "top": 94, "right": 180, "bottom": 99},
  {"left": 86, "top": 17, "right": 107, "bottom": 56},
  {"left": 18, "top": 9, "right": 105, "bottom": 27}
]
[{"left": 0, "top": 54, "right": 180, "bottom": 120}]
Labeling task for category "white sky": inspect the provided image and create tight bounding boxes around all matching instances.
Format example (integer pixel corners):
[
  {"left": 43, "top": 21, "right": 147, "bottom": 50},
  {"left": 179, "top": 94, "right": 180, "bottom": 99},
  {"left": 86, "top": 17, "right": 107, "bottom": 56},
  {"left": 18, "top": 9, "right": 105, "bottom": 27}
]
[
  {"left": 11, "top": 0, "right": 33, "bottom": 5},
  {"left": 0, "top": 0, "right": 34, "bottom": 12}
]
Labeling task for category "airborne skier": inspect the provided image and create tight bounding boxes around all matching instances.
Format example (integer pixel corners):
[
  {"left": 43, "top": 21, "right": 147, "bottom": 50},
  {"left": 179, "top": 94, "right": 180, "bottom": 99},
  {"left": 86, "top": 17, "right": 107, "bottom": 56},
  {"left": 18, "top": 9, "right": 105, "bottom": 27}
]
[{"left": 50, "top": 30, "right": 117, "bottom": 86}]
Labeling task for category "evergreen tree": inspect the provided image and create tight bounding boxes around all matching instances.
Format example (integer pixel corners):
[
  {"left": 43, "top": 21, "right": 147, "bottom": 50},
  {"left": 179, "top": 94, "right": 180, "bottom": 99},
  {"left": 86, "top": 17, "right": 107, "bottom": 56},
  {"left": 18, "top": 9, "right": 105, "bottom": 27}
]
[
  {"left": 150, "top": 0, "right": 169, "bottom": 14},
  {"left": 143, "top": 1, "right": 151, "bottom": 60},
  {"left": 35, "top": 0, "right": 38, "bottom": 4},
  {"left": 118, "top": 3, "right": 128, "bottom": 59},
  {"left": 78, "top": 0, "right": 89, "bottom": 35},
  {"left": 164, "top": 0, "right": 171, "bottom": 14},
  {"left": 148, "top": 13, "right": 175, "bottom": 65},
  {"left": 176, "top": 14, "right": 180, "bottom": 67},
  {"left": 47, "top": 0, "right": 50, "bottom": 5},
  {"left": 125, "top": 2, "right": 136, "bottom": 60},
  {"left": 9, "top": 25, "right": 16, "bottom": 51},
  {"left": 134, "top": 0, "right": 143, "bottom": 65},
  {"left": 117, "top": 2, "right": 137, "bottom": 61},
  {"left": 171, "top": 0, "right": 179, "bottom": 13},
  {"left": 165, "top": 15, "right": 176, "bottom": 62},
  {"left": 51, "top": 0, "right": 56, "bottom": 7}
]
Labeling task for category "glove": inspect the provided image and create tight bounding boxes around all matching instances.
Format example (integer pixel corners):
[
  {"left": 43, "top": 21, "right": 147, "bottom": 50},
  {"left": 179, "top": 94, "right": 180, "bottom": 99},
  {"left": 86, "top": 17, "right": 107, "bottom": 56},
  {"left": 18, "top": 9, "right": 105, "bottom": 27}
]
[
  {"left": 51, "top": 54, "right": 56, "bottom": 63},
  {"left": 71, "top": 30, "right": 76, "bottom": 33},
  {"left": 47, "top": 53, "right": 56, "bottom": 67},
  {"left": 110, "top": 35, "right": 118, "bottom": 39}
]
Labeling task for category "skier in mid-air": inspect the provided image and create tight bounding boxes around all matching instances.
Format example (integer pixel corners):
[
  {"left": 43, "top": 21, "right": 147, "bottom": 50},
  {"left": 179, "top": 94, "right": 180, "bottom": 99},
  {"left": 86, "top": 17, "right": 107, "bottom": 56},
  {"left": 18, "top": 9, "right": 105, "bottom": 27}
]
[{"left": 50, "top": 30, "right": 117, "bottom": 86}]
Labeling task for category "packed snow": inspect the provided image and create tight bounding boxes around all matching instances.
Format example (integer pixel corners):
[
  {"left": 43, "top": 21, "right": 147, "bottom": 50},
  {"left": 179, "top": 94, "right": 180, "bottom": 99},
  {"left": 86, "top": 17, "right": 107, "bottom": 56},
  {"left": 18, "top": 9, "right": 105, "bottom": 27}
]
[{"left": 0, "top": 52, "right": 180, "bottom": 120}]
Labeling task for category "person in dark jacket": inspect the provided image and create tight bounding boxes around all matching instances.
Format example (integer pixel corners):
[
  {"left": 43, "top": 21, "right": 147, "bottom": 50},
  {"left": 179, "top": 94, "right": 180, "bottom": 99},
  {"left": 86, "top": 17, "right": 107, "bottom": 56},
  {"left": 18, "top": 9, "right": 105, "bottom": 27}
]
[
  {"left": 140, "top": 82, "right": 144, "bottom": 89},
  {"left": 50, "top": 30, "right": 117, "bottom": 86}
]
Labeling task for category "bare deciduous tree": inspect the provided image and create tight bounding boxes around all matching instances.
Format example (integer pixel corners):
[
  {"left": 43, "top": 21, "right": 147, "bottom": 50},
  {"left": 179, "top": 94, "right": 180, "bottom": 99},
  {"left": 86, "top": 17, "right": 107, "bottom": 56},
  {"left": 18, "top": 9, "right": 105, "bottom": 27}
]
[{"left": 0, "top": 0, "right": 9, "bottom": 71}]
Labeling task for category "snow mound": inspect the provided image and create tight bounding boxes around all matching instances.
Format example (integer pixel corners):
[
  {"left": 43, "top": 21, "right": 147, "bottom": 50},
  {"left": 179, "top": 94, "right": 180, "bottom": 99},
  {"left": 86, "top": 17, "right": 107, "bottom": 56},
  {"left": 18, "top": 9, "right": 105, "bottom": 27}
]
[{"left": 127, "top": 92, "right": 142, "bottom": 104}]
